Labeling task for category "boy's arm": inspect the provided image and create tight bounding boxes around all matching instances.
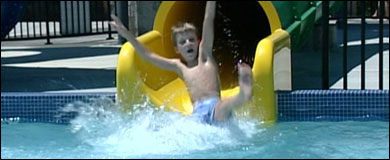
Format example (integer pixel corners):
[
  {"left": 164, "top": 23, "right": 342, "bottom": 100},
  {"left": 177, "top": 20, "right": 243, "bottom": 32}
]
[
  {"left": 199, "top": 1, "right": 216, "bottom": 62},
  {"left": 110, "top": 15, "right": 181, "bottom": 73}
]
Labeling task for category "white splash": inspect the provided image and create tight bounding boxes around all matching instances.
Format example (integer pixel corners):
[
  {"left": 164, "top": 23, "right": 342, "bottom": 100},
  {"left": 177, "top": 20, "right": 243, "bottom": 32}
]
[{"left": 59, "top": 96, "right": 263, "bottom": 157}]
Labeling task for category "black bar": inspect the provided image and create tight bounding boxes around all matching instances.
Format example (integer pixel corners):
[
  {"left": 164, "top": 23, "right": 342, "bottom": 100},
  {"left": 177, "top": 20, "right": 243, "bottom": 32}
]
[
  {"left": 101, "top": 2, "right": 105, "bottom": 33},
  {"left": 343, "top": 1, "right": 348, "bottom": 89},
  {"left": 26, "top": 19, "right": 30, "bottom": 38},
  {"left": 27, "top": 23, "right": 31, "bottom": 39},
  {"left": 107, "top": 1, "right": 113, "bottom": 39},
  {"left": 101, "top": 2, "right": 104, "bottom": 33},
  {"left": 361, "top": 1, "right": 365, "bottom": 90},
  {"left": 114, "top": 1, "right": 117, "bottom": 16},
  {"left": 76, "top": 1, "right": 81, "bottom": 34},
  {"left": 53, "top": 3, "right": 57, "bottom": 37},
  {"left": 32, "top": 2, "right": 37, "bottom": 38},
  {"left": 54, "top": 21, "right": 57, "bottom": 37},
  {"left": 89, "top": 2, "right": 93, "bottom": 34},
  {"left": 77, "top": 1, "right": 81, "bottom": 34},
  {"left": 45, "top": 1, "right": 52, "bottom": 44},
  {"left": 348, "top": 1, "right": 351, "bottom": 17},
  {"left": 13, "top": 18, "right": 17, "bottom": 39},
  {"left": 95, "top": 2, "right": 99, "bottom": 33},
  {"left": 71, "top": 1, "right": 75, "bottom": 35},
  {"left": 39, "top": 2, "right": 43, "bottom": 37},
  {"left": 379, "top": 1, "right": 384, "bottom": 90},
  {"left": 322, "top": 1, "right": 329, "bottom": 89},
  {"left": 84, "top": 1, "right": 87, "bottom": 34},
  {"left": 118, "top": 1, "right": 129, "bottom": 44},
  {"left": 64, "top": 1, "right": 68, "bottom": 35},
  {"left": 59, "top": 4, "right": 62, "bottom": 37},
  {"left": 31, "top": 2, "right": 36, "bottom": 38},
  {"left": 3, "top": 32, "right": 119, "bottom": 41},
  {"left": 20, "top": 22, "right": 24, "bottom": 39}
]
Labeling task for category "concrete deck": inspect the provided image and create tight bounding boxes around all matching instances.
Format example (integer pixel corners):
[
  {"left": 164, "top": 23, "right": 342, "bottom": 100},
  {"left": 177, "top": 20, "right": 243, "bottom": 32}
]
[{"left": 2, "top": 34, "right": 120, "bottom": 92}]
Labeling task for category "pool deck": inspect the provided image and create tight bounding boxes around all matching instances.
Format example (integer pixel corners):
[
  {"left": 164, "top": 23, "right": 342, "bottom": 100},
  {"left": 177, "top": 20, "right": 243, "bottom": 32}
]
[
  {"left": 1, "top": 19, "right": 389, "bottom": 92},
  {"left": 1, "top": 34, "right": 120, "bottom": 93}
]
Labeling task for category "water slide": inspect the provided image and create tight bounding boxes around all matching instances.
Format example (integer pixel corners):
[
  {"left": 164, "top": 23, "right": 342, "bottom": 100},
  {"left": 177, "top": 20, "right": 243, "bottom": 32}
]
[{"left": 116, "top": 1, "right": 341, "bottom": 125}]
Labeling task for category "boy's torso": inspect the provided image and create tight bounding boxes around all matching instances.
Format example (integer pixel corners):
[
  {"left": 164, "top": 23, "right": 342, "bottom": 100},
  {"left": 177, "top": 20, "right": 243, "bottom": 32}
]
[{"left": 180, "top": 59, "right": 221, "bottom": 104}]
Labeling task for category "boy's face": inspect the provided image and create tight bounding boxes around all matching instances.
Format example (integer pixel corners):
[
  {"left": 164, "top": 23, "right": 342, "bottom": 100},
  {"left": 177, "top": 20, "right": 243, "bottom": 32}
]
[{"left": 174, "top": 31, "right": 199, "bottom": 62}]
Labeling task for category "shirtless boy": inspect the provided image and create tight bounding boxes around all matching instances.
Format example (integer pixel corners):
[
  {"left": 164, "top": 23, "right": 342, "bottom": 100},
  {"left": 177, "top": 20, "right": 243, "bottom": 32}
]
[{"left": 110, "top": 1, "right": 253, "bottom": 124}]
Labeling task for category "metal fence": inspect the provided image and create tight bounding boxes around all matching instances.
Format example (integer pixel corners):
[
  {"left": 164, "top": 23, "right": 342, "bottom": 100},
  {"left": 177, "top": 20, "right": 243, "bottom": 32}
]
[
  {"left": 322, "top": 1, "right": 388, "bottom": 90},
  {"left": 3, "top": 1, "right": 389, "bottom": 90},
  {"left": 3, "top": 1, "right": 117, "bottom": 44}
]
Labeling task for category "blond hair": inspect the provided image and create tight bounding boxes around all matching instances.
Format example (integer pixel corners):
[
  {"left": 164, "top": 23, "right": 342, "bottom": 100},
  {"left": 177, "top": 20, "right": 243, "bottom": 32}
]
[{"left": 171, "top": 22, "right": 197, "bottom": 46}]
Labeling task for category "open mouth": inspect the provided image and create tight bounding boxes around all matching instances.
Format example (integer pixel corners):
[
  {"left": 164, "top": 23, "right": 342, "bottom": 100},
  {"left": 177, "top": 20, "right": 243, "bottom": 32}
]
[{"left": 187, "top": 49, "right": 194, "bottom": 53}]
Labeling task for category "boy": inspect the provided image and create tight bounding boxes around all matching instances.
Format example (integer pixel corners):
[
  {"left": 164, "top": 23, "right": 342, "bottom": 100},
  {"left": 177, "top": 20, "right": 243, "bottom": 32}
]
[{"left": 110, "top": 1, "right": 253, "bottom": 124}]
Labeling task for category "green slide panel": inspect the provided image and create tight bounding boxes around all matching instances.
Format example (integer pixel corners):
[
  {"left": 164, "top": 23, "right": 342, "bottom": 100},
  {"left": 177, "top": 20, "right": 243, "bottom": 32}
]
[{"left": 273, "top": 1, "right": 342, "bottom": 49}]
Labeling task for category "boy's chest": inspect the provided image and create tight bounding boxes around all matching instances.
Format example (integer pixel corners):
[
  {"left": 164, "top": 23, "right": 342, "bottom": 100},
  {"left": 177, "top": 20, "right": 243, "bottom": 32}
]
[
  {"left": 183, "top": 63, "right": 216, "bottom": 78},
  {"left": 181, "top": 63, "right": 219, "bottom": 88}
]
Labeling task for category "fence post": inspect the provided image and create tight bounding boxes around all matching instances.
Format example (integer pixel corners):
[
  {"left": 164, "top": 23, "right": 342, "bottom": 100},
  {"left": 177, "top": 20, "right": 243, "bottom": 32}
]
[
  {"left": 322, "top": 1, "right": 329, "bottom": 89},
  {"left": 342, "top": 1, "right": 348, "bottom": 89},
  {"left": 117, "top": 1, "right": 128, "bottom": 44},
  {"left": 45, "top": 1, "right": 52, "bottom": 45},
  {"left": 360, "top": 1, "right": 366, "bottom": 90},
  {"left": 379, "top": 1, "right": 384, "bottom": 90},
  {"left": 107, "top": 1, "right": 113, "bottom": 40}
]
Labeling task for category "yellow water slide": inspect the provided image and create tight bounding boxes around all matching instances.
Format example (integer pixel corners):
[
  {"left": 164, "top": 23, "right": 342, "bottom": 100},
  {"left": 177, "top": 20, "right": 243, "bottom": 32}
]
[{"left": 116, "top": 1, "right": 292, "bottom": 125}]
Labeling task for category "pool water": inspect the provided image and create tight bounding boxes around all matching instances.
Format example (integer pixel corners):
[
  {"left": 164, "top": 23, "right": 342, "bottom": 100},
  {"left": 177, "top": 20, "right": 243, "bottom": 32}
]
[{"left": 1, "top": 98, "right": 389, "bottom": 159}]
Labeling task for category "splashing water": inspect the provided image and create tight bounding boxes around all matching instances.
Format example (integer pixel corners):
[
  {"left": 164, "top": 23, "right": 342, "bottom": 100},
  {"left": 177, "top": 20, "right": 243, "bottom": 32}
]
[{"left": 58, "top": 96, "right": 263, "bottom": 158}]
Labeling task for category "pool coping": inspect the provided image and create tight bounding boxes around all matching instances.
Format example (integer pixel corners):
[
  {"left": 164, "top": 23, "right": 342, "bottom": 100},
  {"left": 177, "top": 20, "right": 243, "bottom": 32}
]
[{"left": 1, "top": 90, "right": 389, "bottom": 123}]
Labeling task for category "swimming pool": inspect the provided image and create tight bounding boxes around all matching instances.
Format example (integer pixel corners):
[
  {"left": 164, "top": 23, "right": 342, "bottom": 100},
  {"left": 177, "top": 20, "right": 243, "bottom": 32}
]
[{"left": 1, "top": 90, "right": 389, "bottom": 158}]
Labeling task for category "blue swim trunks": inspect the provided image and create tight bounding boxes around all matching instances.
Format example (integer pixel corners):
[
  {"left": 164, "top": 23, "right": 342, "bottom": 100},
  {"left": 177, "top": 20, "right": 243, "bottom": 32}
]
[{"left": 192, "top": 97, "right": 219, "bottom": 124}]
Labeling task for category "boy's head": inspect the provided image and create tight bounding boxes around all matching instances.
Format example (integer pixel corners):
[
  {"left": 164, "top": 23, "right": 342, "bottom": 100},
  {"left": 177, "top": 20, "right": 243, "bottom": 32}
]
[{"left": 171, "top": 22, "right": 199, "bottom": 62}]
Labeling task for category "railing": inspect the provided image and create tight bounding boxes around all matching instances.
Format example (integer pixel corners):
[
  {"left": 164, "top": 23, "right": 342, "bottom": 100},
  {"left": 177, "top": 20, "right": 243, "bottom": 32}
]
[
  {"left": 3, "top": 1, "right": 388, "bottom": 90},
  {"left": 3, "top": 1, "right": 118, "bottom": 44},
  {"left": 322, "top": 1, "right": 388, "bottom": 90}
]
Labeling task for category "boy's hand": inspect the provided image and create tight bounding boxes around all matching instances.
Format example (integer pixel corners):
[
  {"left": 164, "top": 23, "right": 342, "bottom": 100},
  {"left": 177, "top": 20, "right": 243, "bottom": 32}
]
[{"left": 110, "top": 14, "right": 132, "bottom": 40}]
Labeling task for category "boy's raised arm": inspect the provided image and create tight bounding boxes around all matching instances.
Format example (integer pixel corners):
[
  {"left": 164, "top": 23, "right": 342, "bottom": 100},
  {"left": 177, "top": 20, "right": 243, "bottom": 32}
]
[
  {"left": 110, "top": 15, "right": 180, "bottom": 73},
  {"left": 199, "top": 1, "right": 216, "bottom": 61}
]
